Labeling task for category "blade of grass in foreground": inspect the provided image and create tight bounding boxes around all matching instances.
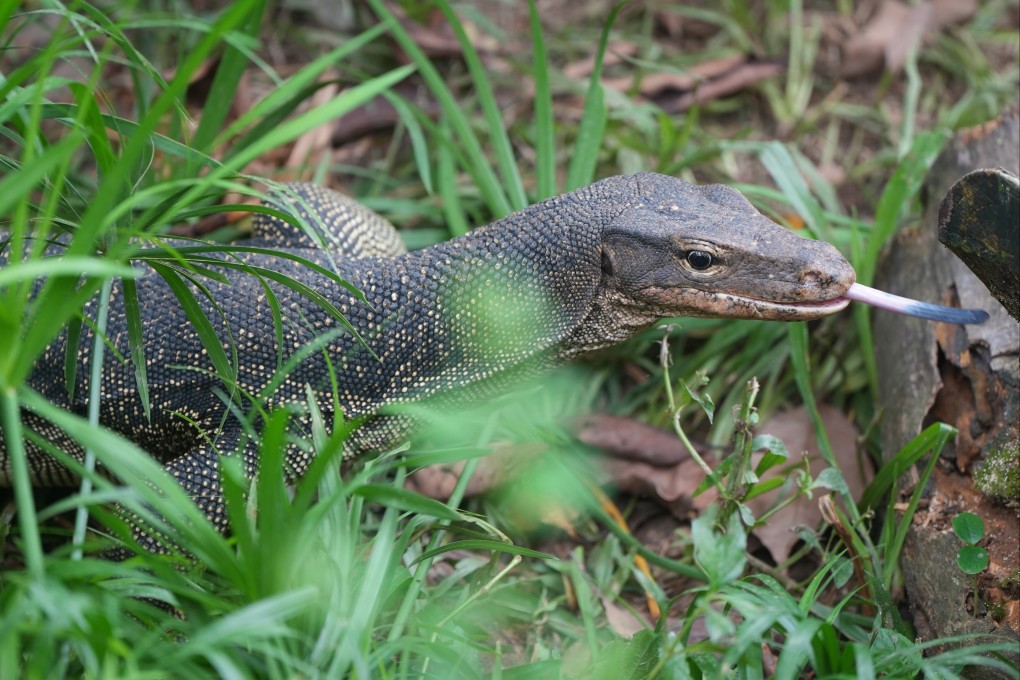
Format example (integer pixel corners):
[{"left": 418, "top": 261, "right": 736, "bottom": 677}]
[
  {"left": 365, "top": 0, "right": 512, "bottom": 218},
  {"left": 565, "top": 1, "right": 630, "bottom": 191},
  {"left": 20, "top": 388, "right": 243, "bottom": 575},
  {"left": 436, "top": 116, "right": 469, "bottom": 237},
  {"left": 11, "top": 2, "right": 258, "bottom": 389},
  {"left": 528, "top": 0, "right": 556, "bottom": 200},
  {"left": 435, "top": 0, "right": 527, "bottom": 212},
  {"left": 0, "top": 389, "right": 44, "bottom": 578},
  {"left": 187, "top": 2, "right": 266, "bottom": 165},
  {"left": 218, "top": 24, "right": 387, "bottom": 156}
]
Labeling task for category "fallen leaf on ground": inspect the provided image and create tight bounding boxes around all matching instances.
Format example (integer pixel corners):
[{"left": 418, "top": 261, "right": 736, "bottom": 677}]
[
  {"left": 841, "top": 0, "right": 978, "bottom": 77},
  {"left": 657, "top": 58, "right": 784, "bottom": 113},
  {"left": 405, "top": 442, "right": 542, "bottom": 500},
  {"left": 580, "top": 405, "right": 871, "bottom": 566},
  {"left": 575, "top": 414, "right": 691, "bottom": 466},
  {"left": 563, "top": 41, "right": 639, "bottom": 79},
  {"left": 602, "top": 55, "right": 783, "bottom": 113},
  {"left": 601, "top": 595, "right": 648, "bottom": 638},
  {"left": 603, "top": 54, "right": 747, "bottom": 95},
  {"left": 746, "top": 404, "right": 870, "bottom": 565},
  {"left": 578, "top": 415, "right": 710, "bottom": 515},
  {"left": 389, "top": 2, "right": 499, "bottom": 59}
]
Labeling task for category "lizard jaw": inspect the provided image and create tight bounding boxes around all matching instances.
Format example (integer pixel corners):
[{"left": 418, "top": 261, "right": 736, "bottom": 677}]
[
  {"left": 636, "top": 287, "right": 851, "bottom": 321},
  {"left": 638, "top": 283, "right": 989, "bottom": 325}
]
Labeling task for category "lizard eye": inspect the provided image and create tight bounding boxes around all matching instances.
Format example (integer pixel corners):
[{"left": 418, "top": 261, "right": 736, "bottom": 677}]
[{"left": 686, "top": 250, "right": 714, "bottom": 270}]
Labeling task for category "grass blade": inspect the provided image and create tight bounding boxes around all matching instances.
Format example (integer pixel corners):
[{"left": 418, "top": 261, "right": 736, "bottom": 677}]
[
  {"left": 147, "top": 261, "right": 236, "bottom": 390},
  {"left": 528, "top": 0, "right": 556, "bottom": 199},
  {"left": 0, "top": 389, "right": 44, "bottom": 579},
  {"left": 188, "top": 1, "right": 266, "bottom": 161},
  {"left": 216, "top": 24, "right": 386, "bottom": 147},
  {"left": 436, "top": 116, "right": 469, "bottom": 236},
  {"left": 565, "top": 1, "right": 627, "bottom": 190},
  {"left": 352, "top": 484, "right": 463, "bottom": 522},
  {"left": 120, "top": 277, "right": 151, "bottom": 421},
  {"left": 365, "top": 0, "right": 511, "bottom": 217},
  {"left": 759, "top": 142, "right": 831, "bottom": 241},
  {"left": 436, "top": 0, "right": 527, "bottom": 211}
]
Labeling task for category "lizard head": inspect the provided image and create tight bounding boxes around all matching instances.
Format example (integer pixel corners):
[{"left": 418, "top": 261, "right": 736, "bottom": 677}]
[{"left": 599, "top": 173, "right": 855, "bottom": 321}]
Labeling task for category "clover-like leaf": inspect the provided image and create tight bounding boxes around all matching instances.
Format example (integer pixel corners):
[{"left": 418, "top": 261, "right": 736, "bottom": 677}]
[{"left": 952, "top": 512, "right": 985, "bottom": 546}]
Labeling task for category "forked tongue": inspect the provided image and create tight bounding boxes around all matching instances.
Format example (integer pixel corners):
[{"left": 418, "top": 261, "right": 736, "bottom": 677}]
[{"left": 844, "top": 283, "right": 989, "bottom": 325}]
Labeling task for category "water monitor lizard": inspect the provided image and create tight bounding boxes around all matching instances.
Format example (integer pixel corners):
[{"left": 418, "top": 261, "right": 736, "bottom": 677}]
[{"left": 0, "top": 172, "right": 985, "bottom": 548}]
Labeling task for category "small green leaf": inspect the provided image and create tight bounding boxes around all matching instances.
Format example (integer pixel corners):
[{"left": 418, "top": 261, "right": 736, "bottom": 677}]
[
  {"left": 952, "top": 512, "right": 985, "bottom": 545},
  {"left": 413, "top": 540, "right": 555, "bottom": 565},
  {"left": 703, "top": 606, "right": 736, "bottom": 642},
  {"left": 871, "top": 628, "right": 923, "bottom": 678},
  {"left": 752, "top": 434, "right": 789, "bottom": 476},
  {"left": 832, "top": 556, "right": 854, "bottom": 589},
  {"left": 692, "top": 505, "right": 746, "bottom": 586},
  {"left": 957, "top": 546, "right": 989, "bottom": 575},
  {"left": 680, "top": 378, "right": 715, "bottom": 423},
  {"left": 742, "top": 476, "right": 785, "bottom": 502},
  {"left": 352, "top": 484, "right": 463, "bottom": 522},
  {"left": 812, "top": 467, "right": 850, "bottom": 495}
]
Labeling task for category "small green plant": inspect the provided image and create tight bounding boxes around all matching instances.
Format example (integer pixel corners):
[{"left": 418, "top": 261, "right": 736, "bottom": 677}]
[{"left": 953, "top": 511, "right": 990, "bottom": 618}]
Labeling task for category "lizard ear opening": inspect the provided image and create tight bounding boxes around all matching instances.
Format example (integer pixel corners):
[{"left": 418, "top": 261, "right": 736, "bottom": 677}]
[{"left": 601, "top": 247, "right": 615, "bottom": 277}]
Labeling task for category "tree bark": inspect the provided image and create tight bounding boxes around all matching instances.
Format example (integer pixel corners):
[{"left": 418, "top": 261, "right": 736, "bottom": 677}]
[{"left": 874, "top": 107, "right": 1020, "bottom": 678}]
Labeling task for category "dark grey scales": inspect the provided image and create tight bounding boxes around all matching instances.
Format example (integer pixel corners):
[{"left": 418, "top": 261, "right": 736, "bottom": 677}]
[{"left": 1, "top": 173, "right": 858, "bottom": 548}]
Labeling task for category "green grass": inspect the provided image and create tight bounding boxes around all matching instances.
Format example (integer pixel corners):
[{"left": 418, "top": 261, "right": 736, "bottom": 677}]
[{"left": 1, "top": 0, "right": 1019, "bottom": 677}]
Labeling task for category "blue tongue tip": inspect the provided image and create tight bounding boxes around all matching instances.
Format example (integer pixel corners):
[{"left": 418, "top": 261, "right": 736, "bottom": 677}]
[{"left": 843, "top": 283, "right": 990, "bottom": 325}]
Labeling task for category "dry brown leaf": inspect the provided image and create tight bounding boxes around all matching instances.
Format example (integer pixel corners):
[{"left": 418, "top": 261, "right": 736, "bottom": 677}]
[
  {"left": 761, "top": 642, "right": 779, "bottom": 676},
  {"left": 841, "top": 0, "right": 978, "bottom": 77},
  {"left": 582, "top": 405, "right": 870, "bottom": 566},
  {"left": 600, "top": 55, "right": 783, "bottom": 113},
  {"left": 601, "top": 595, "right": 648, "bottom": 638},
  {"left": 746, "top": 404, "right": 870, "bottom": 565},
  {"left": 599, "top": 456, "right": 707, "bottom": 509},
  {"left": 930, "top": 0, "right": 980, "bottom": 28},
  {"left": 658, "top": 59, "right": 784, "bottom": 114},
  {"left": 604, "top": 55, "right": 747, "bottom": 95},
  {"left": 575, "top": 414, "right": 691, "bottom": 466},
  {"left": 563, "top": 41, "right": 639, "bottom": 79},
  {"left": 576, "top": 414, "right": 708, "bottom": 514},
  {"left": 404, "top": 443, "right": 543, "bottom": 500}
]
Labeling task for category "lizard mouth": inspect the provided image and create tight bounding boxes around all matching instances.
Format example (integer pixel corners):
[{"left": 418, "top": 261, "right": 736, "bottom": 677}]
[
  {"left": 726, "top": 293, "right": 851, "bottom": 320},
  {"left": 637, "top": 286, "right": 851, "bottom": 321},
  {"left": 644, "top": 284, "right": 988, "bottom": 325}
]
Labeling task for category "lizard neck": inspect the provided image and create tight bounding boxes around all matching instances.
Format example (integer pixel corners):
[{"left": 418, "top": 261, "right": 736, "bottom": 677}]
[{"left": 340, "top": 176, "right": 639, "bottom": 412}]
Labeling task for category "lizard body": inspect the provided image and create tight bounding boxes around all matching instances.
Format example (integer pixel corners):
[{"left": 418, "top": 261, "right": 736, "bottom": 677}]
[{"left": 0, "top": 173, "right": 855, "bottom": 544}]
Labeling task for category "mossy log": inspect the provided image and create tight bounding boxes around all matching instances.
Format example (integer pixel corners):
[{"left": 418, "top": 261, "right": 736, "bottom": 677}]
[{"left": 874, "top": 107, "right": 1019, "bottom": 678}]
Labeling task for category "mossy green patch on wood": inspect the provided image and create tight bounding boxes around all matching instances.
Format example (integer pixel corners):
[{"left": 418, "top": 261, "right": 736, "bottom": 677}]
[{"left": 973, "top": 439, "right": 1020, "bottom": 507}]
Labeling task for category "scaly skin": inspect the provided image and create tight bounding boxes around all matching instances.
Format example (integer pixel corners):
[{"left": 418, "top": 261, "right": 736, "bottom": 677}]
[{"left": 0, "top": 173, "right": 855, "bottom": 547}]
